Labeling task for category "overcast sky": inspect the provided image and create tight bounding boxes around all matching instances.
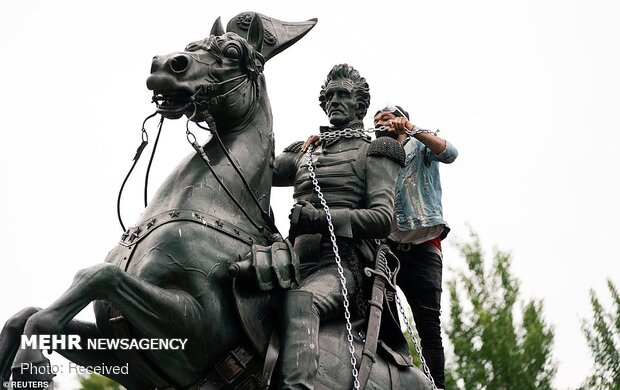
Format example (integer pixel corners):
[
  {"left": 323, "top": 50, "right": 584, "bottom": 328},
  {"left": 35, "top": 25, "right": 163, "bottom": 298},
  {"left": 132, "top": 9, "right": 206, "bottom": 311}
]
[{"left": 1, "top": 1, "right": 619, "bottom": 388}]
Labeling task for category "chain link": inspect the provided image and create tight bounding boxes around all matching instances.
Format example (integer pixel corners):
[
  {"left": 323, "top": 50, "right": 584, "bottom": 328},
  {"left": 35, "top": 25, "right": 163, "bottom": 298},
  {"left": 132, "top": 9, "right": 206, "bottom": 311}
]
[
  {"left": 318, "top": 127, "right": 375, "bottom": 143},
  {"left": 405, "top": 126, "right": 439, "bottom": 137},
  {"left": 185, "top": 120, "right": 198, "bottom": 145},
  {"left": 316, "top": 126, "right": 437, "bottom": 144},
  {"left": 305, "top": 146, "right": 360, "bottom": 390}
]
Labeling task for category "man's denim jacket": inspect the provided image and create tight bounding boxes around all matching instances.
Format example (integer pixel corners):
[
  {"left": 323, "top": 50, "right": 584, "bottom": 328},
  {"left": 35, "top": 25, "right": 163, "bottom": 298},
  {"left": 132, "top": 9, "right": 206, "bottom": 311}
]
[{"left": 394, "top": 137, "right": 458, "bottom": 234}]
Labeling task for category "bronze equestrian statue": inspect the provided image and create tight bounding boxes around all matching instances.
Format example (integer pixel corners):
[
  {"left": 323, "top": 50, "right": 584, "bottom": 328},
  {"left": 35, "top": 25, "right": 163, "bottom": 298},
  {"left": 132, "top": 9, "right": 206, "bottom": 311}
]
[{"left": 0, "top": 12, "right": 432, "bottom": 390}]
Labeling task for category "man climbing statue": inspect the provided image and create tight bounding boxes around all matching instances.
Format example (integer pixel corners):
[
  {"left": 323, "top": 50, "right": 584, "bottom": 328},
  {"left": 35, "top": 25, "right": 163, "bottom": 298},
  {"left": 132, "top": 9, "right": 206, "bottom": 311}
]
[{"left": 375, "top": 104, "right": 458, "bottom": 390}]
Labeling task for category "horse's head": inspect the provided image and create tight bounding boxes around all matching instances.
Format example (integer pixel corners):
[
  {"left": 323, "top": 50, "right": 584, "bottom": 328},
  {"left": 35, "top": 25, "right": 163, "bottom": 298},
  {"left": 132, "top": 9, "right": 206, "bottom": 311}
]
[{"left": 146, "top": 12, "right": 317, "bottom": 128}]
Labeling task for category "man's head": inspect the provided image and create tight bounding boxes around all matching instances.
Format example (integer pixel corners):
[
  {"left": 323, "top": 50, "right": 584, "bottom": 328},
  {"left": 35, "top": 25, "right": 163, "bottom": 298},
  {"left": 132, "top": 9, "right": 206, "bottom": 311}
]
[
  {"left": 374, "top": 105, "right": 409, "bottom": 139},
  {"left": 319, "top": 64, "right": 370, "bottom": 127}
]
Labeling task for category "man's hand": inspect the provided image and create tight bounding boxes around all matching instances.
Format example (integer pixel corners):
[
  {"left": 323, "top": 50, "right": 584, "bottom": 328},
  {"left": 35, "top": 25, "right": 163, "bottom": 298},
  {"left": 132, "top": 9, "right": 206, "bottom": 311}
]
[
  {"left": 288, "top": 200, "right": 328, "bottom": 238},
  {"left": 388, "top": 117, "right": 414, "bottom": 134},
  {"left": 301, "top": 135, "right": 321, "bottom": 152}
]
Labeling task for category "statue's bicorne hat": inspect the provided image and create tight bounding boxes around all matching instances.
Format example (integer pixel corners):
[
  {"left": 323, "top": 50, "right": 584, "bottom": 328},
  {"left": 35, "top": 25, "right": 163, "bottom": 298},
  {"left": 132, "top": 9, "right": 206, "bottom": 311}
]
[{"left": 225, "top": 12, "right": 317, "bottom": 62}]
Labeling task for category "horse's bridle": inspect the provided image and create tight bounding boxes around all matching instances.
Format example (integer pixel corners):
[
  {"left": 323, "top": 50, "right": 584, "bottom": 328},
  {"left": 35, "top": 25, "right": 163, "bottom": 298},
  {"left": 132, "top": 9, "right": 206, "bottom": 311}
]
[
  {"left": 198, "top": 74, "right": 250, "bottom": 109},
  {"left": 117, "top": 72, "right": 279, "bottom": 240}
]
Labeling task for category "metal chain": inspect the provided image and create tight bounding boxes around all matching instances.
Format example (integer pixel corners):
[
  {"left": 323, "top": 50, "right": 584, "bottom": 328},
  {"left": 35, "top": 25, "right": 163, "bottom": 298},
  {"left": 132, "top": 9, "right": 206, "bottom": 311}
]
[
  {"left": 387, "top": 268, "right": 438, "bottom": 390},
  {"left": 305, "top": 146, "right": 360, "bottom": 390},
  {"left": 316, "top": 125, "right": 437, "bottom": 144},
  {"left": 405, "top": 126, "right": 439, "bottom": 138},
  {"left": 318, "top": 127, "right": 374, "bottom": 143}
]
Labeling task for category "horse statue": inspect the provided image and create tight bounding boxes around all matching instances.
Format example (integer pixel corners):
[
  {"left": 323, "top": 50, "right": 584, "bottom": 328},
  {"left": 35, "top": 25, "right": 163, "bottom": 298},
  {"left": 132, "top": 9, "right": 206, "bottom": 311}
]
[{"left": 0, "top": 12, "right": 432, "bottom": 390}]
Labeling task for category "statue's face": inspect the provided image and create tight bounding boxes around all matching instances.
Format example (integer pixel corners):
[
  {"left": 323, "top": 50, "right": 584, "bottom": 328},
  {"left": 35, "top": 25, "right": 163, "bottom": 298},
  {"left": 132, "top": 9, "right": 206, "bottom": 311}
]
[{"left": 323, "top": 79, "right": 358, "bottom": 126}]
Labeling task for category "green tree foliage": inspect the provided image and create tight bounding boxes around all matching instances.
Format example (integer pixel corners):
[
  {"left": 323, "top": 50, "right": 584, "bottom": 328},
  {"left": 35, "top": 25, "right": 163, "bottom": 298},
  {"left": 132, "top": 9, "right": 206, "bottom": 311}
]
[
  {"left": 445, "top": 231, "right": 556, "bottom": 389},
  {"left": 78, "top": 373, "right": 122, "bottom": 390},
  {"left": 579, "top": 279, "right": 620, "bottom": 390},
  {"left": 402, "top": 326, "right": 422, "bottom": 367}
]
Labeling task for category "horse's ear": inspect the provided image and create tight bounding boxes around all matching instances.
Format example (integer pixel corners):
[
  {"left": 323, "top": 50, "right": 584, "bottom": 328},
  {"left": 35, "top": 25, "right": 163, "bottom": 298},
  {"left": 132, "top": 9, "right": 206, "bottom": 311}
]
[
  {"left": 247, "top": 14, "right": 264, "bottom": 53},
  {"left": 210, "top": 17, "right": 225, "bottom": 36}
]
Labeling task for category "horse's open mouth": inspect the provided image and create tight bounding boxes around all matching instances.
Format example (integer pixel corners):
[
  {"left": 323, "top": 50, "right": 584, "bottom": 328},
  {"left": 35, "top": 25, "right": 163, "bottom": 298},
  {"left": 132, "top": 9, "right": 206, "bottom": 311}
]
[{"left": 152, "top": 91, "right": 193, "bottom": 119}]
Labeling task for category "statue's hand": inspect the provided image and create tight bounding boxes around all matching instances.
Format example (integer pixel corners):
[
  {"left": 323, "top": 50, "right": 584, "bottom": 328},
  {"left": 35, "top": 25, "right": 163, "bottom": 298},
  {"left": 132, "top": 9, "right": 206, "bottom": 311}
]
[
  {"left": 301, "top": 135, "right": 321, "bottom": 152},
  {"left": 289, "top": 200, "right": 328, "bottom": 237}
]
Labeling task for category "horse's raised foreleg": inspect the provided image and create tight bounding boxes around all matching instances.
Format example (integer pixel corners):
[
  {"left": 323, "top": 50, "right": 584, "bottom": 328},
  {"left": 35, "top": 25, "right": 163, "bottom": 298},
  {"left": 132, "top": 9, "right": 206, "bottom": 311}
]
[
  {"left": 13, "top": 263, "right": 207, "bottom": 384},
  {"left": 21, "top": 262, "right": 205, "bottom": 337}
]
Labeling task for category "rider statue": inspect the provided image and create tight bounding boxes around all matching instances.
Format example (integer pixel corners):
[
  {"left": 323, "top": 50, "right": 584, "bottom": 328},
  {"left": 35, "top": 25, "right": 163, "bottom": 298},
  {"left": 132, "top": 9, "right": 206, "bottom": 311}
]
[{"left": 272, "top": 64, "right": 406, "bottom": 389}]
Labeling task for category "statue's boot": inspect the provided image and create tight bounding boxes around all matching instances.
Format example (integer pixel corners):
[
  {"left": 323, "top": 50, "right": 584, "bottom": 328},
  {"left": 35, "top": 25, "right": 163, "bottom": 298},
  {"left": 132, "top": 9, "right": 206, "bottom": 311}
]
[{"left": 277, "top": 290, "right": 320, "bottom": 390}]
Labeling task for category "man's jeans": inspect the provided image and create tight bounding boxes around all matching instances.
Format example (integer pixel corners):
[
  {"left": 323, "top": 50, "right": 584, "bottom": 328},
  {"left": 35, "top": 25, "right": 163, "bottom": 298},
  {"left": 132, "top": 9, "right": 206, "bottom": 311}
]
[{"left": 391, "top": 242, "right": 445, "bottom": 388}]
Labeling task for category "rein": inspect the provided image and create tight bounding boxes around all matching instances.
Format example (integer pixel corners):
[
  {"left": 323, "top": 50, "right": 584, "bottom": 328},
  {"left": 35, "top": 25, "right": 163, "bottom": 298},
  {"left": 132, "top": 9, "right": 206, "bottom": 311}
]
[
  {"left": 186, "top": 110, "right": 279, "bottom": 236},
  {"left": 117, "top": 112, "right": 162, "bottom": 232},
  {"left": 195, "top": 119, "right": 278, "bottom": 234},
  {"left": 144, "top": 116, "right": 164, "bottom": 208},
  {"left": 187, "top": 72, "right": 278, "bottom": 236},
  {"left": 184, "top": 120, "right": 264, "bottom": 233}
]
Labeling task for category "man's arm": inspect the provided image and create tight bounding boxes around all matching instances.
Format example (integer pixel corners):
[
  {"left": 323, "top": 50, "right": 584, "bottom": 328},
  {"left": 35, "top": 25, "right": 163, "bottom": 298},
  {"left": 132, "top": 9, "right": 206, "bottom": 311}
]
[
  {"left": 412, "top": 132, "right": 447, "bottom": 155},
  {"left": 390, "top": 117, "right": 458, "bottom": 163},
  {"left": 424, "top": 137, "right": 458, "bottom": 164}
]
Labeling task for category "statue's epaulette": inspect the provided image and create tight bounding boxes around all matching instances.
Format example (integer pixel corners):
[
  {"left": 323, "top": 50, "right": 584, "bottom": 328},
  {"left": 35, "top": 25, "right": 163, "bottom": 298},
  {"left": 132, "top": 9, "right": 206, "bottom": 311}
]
[
  {"left": 283, "top": 141, "right": 304, "bottom": 153},
  {"left": 367, "top": 137, "right": 406, "bottom": 167}
]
